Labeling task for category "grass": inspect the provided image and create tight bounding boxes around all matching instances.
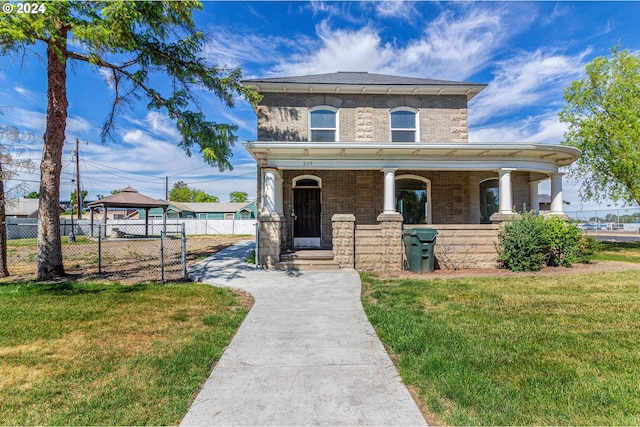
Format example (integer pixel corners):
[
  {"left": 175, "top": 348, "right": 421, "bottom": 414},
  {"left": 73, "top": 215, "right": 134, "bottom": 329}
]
[
  {"left": 7, "top": 236, "right": 92, "bottom": 247},
  {"left": 361, "top": 270, "right": 640, "bottom": 426},
  {"left": 0, "top": 280, "right": 250, "bottom": 425},
  {"left": 593, "top": 240, "right": 640, "bottom": 263}
]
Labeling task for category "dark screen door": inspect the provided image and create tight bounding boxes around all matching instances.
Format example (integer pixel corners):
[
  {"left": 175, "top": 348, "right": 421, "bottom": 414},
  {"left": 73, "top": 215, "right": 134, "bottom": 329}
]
[{"left": 293, "top": 188, "right": 321, "bottom": 237}]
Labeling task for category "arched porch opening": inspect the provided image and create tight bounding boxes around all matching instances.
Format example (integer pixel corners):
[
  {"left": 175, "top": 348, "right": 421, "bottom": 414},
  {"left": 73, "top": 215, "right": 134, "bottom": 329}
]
[{"left": 395, "top": 175, "right": 431, "bottom": 224}]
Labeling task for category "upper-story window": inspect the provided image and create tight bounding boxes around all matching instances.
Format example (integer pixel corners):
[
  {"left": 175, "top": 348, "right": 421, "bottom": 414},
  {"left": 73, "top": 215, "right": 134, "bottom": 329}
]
[
  {"left": 309, "top": 107, "right": 337, "bottom": 142},
  {"left": 390, "top": 108, "right": 418, "bottom": 142}
]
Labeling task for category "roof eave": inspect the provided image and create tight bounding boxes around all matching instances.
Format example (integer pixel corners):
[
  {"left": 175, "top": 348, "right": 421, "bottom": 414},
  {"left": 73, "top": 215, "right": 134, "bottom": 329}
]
[
  {"left": 243, "top": 141, "right": 581, "bottom": 168},
  {"left": 244, "top": 82, "right": 487, "bottom": 101}
]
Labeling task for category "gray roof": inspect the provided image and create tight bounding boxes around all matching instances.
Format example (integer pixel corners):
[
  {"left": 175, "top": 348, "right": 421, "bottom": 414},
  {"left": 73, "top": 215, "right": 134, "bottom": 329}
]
[
  {"left": 5, "top": 198, "right": 40, "bottom": 216},
  {"left": 170, "top": 202, "right": 254, "bottom": 213},
  {"left": 244, "top": 71, "right": 481, "bottom": 87},
  {"left": 538, "top": 194, "right": 570, "bottom": 205},
  {"left": 243, "top": 71, "right": 486, "bottom": 100},
  {"left": 86, "top": 186, "right": 169, "bottom": 209}
]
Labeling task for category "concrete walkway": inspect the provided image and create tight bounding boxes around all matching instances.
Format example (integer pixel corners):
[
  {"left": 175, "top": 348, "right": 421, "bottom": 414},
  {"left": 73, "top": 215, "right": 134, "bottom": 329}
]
[{"left": 181, "top": 240, "right": 427, "bottom": 426}]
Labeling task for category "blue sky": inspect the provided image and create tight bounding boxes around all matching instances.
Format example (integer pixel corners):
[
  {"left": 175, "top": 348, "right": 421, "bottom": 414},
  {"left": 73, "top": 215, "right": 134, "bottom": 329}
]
[{"left": 1, "top": 1, "right": 639, "bottom": 212}]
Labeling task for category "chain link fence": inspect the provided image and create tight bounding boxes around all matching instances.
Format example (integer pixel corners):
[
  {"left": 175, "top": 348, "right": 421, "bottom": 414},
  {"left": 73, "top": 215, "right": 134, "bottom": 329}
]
[
  {"left": 6, "top": 220, "right": 186, "bottom": 282},
  {"left": 565, "top": 207, "right": 640, "bottom": 232}
]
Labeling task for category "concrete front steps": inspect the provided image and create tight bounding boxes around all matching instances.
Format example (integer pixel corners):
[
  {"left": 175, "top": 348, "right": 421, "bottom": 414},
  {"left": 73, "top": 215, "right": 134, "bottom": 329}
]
[{"left": 275, "top": 250, "right": 341, "bottom": 271}]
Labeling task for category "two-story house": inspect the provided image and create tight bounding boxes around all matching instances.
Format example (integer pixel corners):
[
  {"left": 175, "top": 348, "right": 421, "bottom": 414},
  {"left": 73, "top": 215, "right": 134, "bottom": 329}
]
[{"left": 243, "top": 72, "right": 580, "bottom": 270}]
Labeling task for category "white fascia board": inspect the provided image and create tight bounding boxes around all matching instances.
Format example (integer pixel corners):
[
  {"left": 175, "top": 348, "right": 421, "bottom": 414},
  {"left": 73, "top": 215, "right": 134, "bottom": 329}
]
[
  {"left": 248, "top": 83, "right": 485, "bottom": 101},
  {"left": 243, "top": 141, "right": 581, "bottom": 167},
  {"left": 265, "top": 158, "right": 562, "bottom": 174}
]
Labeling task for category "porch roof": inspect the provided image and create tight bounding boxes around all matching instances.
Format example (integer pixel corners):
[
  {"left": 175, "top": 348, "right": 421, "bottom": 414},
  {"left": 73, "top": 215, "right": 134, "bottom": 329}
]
[{"left": 243, "top": 141, "right": 581, "bottom": 174}]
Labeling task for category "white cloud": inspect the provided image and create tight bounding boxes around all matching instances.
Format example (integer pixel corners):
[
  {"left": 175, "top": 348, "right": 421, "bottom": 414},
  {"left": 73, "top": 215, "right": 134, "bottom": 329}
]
[
  {"left": 98, "top": 68, "right": 115, "bottom": 89},
  {"left": 273, "top": 22, "right": 395, "bottom": 76},
  {"left": 203, "top": 27, "right": 297, "bottom": 71},
  {"left": 207, "top": 5, "right": 514, "bottom": 81},
  {"left": 470, "top": 111, "right": 568, "bottom": 144},
  {"left": 67, "top": 115, "right": 93, "bottom": 135},
  {"left": 386, "top": 8, "right": 507, "bottom": 80},
  {"left": 470, "top": 48, "right": 590, "bottom": 125},
  {"left": 374, "top": 1, "right": 421, "bottom": 21},
  {"left": 260, "top": 6, "right": 512, "bottom": 81}
]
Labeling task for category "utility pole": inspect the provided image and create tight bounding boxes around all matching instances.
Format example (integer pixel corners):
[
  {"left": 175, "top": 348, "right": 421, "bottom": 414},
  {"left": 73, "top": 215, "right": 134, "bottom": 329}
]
[
  {"left": 75, "top": 138, "right": 82, "bottom": 220},
  {"left": 165, "top": 176, "right": 169, "bottom": 200}
]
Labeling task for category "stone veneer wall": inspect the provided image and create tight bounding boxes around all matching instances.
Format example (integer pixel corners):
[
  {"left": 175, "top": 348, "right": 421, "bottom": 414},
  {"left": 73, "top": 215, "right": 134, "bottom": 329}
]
[
  {"left": 256, "top": 93, "right": 469, "bottom": 143},
  {"left": 352, "top": 214, "right": 404, "bottom": 272},
  {"left": 331, "top": 214, "right": 355, "bottom": 268},
  {"left": 257, "top": 213, "right": 281, "bottom": 268},
  {"left": 352, "top": 223, "right": 500, "bottom": 271}
]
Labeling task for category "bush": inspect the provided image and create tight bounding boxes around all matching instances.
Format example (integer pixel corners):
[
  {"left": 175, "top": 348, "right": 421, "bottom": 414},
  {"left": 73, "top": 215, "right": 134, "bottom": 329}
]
[
  {"left": 576, "top": 235, "right": 600, "bottom": 263},
  {"left": 497, "top": 211, "right": 549, "bottom": 272},
  {"left": 544, "top": 215, "right": 583, "bottom": 267},
  {"left": 497, "top": 212, "right": 589, "bottom": 272}
]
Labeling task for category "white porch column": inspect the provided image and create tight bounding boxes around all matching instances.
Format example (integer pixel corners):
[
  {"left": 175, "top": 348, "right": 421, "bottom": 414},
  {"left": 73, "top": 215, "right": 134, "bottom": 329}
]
[
  {"left": 382, "top": 168, "right": 398, "bottom": 214},
  {"left": 498, "top": 169, "right": 514, "bottom": 214},
  {"left": 276, "top": 173, "right": 284, "bottom": 215},
  {"left": 261, "top": 167, "right": 280, "bottom": 214},
  {"left": 550, "top": 173, "right": 564, "bottom": 215},
  {"left": 529, "top": 181, "right": 540, "bottom": 214}
]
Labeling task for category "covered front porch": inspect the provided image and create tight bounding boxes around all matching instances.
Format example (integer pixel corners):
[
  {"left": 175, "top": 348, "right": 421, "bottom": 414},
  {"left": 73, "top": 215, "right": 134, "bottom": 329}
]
[{"left": 247, "top": 141, "right": 580, "bottom": 270}]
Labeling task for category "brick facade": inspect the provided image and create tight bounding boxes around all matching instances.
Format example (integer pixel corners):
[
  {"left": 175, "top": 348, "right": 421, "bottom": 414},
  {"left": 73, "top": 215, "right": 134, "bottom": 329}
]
[
  {"left": 278, "top": 169, "right": 530, "bottom": 250},
  {"left": 256, "top": 93, "right": 469, "bottom": 143}
]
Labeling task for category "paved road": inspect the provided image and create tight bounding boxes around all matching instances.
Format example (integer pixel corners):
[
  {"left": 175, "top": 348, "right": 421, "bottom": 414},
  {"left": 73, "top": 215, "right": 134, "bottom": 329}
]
[
  {"left": 181, "top": 240, "right": 427, "bottom": 426},
  {"left": 590, "top": 233, "right": 640, "bottom": 242}
]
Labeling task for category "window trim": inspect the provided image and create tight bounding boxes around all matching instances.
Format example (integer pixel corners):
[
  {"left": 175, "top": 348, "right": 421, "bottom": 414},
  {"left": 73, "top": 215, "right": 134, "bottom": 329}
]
[
  {"left": 308, "top": 106, "right": 338, "bottom": 142},
  {"left": 293, "top": 175, "right": 322, "bottom": 189},
  {"left": 479, "top": 178, "right": 500, "bottom": 224},
  {"left": 390, "top": 107, "right": 419, "bottom": 142},
  {"left": 395, "top": 174, "right": 431, "bottom": 224}
]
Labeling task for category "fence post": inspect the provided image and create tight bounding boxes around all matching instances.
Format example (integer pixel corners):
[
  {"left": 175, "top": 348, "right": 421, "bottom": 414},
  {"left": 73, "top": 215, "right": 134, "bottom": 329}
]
[
  {"left": 160, "top": 230, "right": 165, "bottom": 284},
  {"left": 98, "top": 228, "right": 102, "bottom": 274},
  {"left": 181, "top": 223, "right": 187, "bottom": 278},
  {"left": 255, "top": 221, "right": 259, "bottom": 269}
]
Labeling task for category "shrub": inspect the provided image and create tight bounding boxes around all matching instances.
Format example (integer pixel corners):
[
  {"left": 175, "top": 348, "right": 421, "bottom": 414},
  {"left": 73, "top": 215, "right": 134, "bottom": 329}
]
[
  {"left": 497, "top": 212, "right": 590, "bottom": 272},
  {"left": 576, "top": 235, "right": 600, "bottom": 263},
  {"left": 497, "top": 211, "right": 549, "bottom": 272},
  {"left": 544, "top": 215, "right": 583, "bottom": 267}
]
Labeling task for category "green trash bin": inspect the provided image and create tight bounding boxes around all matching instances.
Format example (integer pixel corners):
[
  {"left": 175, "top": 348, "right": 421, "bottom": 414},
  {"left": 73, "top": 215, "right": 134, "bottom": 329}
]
[{"left": 402, "top": 228, "right": 438, "bottom": 273}]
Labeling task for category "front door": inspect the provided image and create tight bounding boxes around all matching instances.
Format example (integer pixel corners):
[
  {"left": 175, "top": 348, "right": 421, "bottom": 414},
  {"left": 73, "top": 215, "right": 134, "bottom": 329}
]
[{"left": 293, "top": 188, "right": 321, "bottom": 247}]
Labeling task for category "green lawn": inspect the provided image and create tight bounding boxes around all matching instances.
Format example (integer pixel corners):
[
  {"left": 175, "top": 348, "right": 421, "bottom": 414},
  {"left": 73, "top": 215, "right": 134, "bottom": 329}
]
[
  {"left": 594, "top": 240, "right": 640, "bottom": 263},
  {"left": 0, "top": 281, "right": 249, "bottom": 425},
  {"left": 362, "top": 270, "right": 640, "bottom": 426}
]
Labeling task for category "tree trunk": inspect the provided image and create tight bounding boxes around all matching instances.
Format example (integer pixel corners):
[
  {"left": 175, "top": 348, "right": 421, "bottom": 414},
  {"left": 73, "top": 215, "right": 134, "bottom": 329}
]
[
  {"left": 0, "top": 162, "right": 10, "bottom": 277},
  {"left": 37, "top": 26, "right": 68, "bottom": 280}
]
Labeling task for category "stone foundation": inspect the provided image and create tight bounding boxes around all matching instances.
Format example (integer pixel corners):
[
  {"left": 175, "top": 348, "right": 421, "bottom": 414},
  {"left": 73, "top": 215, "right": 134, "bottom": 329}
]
[
  {"left": 331, "top": 214, "right": 355, "bottom": 268},
  {"left": 258, "top": 213, "right": 282, "bottom": 268}
]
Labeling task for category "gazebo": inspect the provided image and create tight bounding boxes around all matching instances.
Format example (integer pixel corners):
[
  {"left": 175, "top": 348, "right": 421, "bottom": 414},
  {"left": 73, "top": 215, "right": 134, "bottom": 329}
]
[{"left": 86, "top": 186, "right": 169, "bottom": 237}]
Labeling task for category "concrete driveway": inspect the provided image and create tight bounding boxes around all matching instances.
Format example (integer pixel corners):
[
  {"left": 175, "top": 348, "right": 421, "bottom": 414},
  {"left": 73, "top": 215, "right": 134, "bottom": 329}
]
[{"left": 181, "top": 240, "right": 427, "bottom": 426}]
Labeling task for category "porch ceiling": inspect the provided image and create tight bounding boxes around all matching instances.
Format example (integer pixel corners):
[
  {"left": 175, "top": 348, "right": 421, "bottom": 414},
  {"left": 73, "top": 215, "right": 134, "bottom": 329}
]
[{"left": 244, "top": 141, "right": 580, "bottom": 173}]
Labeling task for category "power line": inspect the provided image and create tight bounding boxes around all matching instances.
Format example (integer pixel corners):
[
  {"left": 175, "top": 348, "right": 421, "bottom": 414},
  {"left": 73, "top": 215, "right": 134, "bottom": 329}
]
[
  {"left": 187, "top": 171, "right": 255, "bottom": 185},
  {"left": 82, "top": 159, "right": 165, "bottom": 184}
]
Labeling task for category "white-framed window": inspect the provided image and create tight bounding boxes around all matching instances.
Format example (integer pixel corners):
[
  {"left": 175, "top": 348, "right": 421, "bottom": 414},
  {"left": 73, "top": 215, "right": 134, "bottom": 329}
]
[
  {"left": 390, "top": 108, "right": 418, "bottom": 142},
  {"left": 309, "top": 106, "right": 338, "bottom": 142},
  {"left": 224, "top": 213, "right": 234, "bottom": 220}
]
